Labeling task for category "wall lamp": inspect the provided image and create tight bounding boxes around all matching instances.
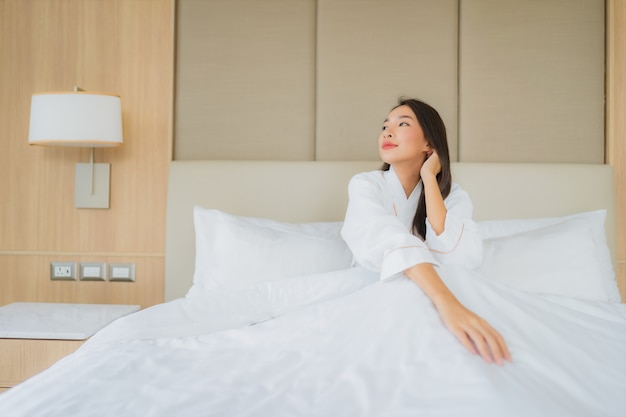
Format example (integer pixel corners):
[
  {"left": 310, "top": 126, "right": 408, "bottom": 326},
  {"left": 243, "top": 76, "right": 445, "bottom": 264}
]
[{"left": 28, "top": 87, "right": 123, "bottom": 209}]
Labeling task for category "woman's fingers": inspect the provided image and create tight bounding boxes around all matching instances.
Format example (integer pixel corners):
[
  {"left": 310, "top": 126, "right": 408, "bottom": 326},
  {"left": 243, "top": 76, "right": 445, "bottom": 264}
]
[
  {"left": 463, "top": 326, "right": 495, "bottom": 364},
  {"left": 492, "top": 329, "right": 512, "bottom": 362},
  {"left": 443, "top": 307, "right": 512, "bottom": 365},
  {"left": 421, "top": 151, "right": 441, "bottom": 176},
  {"left": 454, "top": 329, "right": 478, "bottom": 356},
  {"left": 465, "top": 322, "right": 511, "bottom": 365}
]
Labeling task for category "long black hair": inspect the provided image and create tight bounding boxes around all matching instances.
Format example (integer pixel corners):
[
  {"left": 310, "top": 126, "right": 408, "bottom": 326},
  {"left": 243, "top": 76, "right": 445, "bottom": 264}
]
[{"left": 381, "top": 98, "right": 452, "bottom": 239}]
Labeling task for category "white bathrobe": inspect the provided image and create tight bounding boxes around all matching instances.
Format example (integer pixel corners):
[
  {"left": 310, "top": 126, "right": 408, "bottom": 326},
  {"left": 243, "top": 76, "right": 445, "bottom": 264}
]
[{"left": 341, "top": 166, "right": 483, "bottom": 280}]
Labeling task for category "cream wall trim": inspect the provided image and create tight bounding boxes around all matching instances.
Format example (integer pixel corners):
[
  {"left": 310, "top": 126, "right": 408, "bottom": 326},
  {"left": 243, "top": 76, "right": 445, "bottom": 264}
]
[
  {"left": 458, "top": 0, "right": 605, "bottom": 163},
  {"left": 164, "top": 161, "right": 617, "bottom": 301},
  {"left": 315, "top": 0, "right": 459, "bottom": 161},
  {"left": 175, "top": 0, "right": 316, "bottom": 160}
]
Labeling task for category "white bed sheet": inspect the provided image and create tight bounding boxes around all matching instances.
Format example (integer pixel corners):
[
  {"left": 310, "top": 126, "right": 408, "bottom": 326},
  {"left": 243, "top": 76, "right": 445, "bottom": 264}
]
[{"left": 1, "top": 265, "right": 625, "bottom": 417}]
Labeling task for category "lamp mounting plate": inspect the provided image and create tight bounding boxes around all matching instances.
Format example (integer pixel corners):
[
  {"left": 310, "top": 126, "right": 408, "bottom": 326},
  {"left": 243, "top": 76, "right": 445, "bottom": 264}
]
[{"left": 75, "top": 162, "right": 110, "bottom": 209}]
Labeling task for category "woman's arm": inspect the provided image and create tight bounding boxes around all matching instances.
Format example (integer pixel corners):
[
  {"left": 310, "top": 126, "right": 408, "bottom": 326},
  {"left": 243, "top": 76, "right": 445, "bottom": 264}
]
[
  {"left": 404, "top": 262, "right": 511, "bottom": 365},
  {"left": 418, "top": 153, "right": 510, "bottom": 364},
  {"left": 421, "top": 152, "right": 482, "bottom": 268}
]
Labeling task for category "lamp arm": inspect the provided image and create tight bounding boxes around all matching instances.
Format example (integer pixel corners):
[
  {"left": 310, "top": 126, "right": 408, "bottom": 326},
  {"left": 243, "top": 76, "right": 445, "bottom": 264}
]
[{"left": 89, "top": 147, "right": 94, "bottom": 195}]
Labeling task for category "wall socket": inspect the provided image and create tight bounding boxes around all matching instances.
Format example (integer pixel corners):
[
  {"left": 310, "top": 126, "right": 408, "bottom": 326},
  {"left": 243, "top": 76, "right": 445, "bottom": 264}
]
[{"left": 50, "top": 262, "right": 78, "bottom": 281}]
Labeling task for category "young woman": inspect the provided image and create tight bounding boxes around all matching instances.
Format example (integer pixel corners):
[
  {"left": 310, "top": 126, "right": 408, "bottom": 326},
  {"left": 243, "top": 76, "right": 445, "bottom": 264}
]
[{"left": 341, "top": 98, "right": 511, "bottom": 365}]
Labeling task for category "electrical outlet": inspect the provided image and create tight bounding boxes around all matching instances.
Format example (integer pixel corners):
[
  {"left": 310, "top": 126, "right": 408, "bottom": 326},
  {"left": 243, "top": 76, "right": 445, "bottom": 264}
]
[{"left": 50, "top": 262, "right": 77, "bottom": 281}]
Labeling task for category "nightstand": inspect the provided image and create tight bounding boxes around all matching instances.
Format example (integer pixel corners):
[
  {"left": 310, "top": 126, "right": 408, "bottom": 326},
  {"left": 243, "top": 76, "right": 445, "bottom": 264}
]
[{"left": 0, "top": 302, "right": 139, "bottom": 393}]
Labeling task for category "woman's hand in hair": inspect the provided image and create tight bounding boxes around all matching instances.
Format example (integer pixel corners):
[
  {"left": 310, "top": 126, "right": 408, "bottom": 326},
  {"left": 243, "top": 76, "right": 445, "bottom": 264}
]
[{"left": 421, "top": 149, "right": 441, "bottom": 180}]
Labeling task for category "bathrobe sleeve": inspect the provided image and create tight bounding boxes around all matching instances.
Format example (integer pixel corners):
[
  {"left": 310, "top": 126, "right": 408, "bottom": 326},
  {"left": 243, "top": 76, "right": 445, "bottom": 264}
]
[
  {"left": 341, "top": 173, "right": 483, "bottom": 282},
  {"left": 341, "top": 173, "right": 438, "bottom": 281},
  {"left": 424, "top": 183, "right": 483, "bottom": 269}
]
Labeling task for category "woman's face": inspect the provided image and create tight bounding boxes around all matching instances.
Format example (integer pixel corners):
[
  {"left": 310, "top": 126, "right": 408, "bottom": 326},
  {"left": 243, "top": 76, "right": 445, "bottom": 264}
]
[{"left": 378, "top": 105, "right": 431, "bottom": 166}]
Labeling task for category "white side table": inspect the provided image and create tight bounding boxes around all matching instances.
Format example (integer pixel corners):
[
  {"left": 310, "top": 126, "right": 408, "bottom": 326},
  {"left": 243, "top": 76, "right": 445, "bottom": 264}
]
[{"left": 0, "top": 302, "right": 139, "bottom": 392}]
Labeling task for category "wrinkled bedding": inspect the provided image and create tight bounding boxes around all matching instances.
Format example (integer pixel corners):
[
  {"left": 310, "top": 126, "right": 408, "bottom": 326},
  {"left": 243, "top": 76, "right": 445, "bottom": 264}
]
[{"left": 1, "top": 265, "right": 625, "bottom": 417}]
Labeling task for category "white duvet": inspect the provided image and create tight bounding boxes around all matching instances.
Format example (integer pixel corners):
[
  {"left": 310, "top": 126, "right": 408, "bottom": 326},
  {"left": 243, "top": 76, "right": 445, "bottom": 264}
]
[{"left": 1, "top": 265, "right": 625, "bottom": 417}]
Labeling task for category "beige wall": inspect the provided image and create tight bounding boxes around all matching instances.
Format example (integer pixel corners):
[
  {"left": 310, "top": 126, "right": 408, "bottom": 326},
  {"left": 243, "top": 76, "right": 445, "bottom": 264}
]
[
  {"left": 0, "top": 0, "right": 174, "bottom": 308},
  {"left": 0, "top": 0, "right": 624, "bottom": 306}
]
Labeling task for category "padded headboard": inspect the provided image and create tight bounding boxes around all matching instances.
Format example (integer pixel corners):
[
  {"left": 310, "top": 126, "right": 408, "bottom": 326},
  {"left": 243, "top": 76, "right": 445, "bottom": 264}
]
[{"left": 164, "top": 161, "right": 616, "bottom": 301}]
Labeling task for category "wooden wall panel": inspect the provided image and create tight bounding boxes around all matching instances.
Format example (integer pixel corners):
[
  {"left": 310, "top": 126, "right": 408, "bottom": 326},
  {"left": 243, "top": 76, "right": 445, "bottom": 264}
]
[
  {"left": 607, "top": 0, "right": 626, "bottom": 301},
  {"left": 0, "top": 0, "right": 174, "bottom": 309},
  {"left": 0, "top": 255, "right": 163, "bottom": 309}
]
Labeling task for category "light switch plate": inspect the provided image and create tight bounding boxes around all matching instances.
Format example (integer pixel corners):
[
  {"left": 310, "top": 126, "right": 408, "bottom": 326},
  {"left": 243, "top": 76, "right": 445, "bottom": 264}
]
[
  {"left": 79, "top": 262, "right": 106, "bottom": 281},
  {"left": 108, "top": 263, "right": 135, "bottom": 282}
]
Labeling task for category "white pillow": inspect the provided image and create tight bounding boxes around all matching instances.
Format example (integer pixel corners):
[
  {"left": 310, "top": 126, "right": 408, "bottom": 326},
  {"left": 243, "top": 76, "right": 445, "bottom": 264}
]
[
  {"left": 190, "top": 207, "right": 354, "bottom": 292},
  {"left": 479, "top": 209, "right": 608, "bottom": 241},
  {"left": 478, "top": 210, "right": 619, "bottom": 302},
  {"left": 477, "top": 213, "right": 618, "bottom": 302}
]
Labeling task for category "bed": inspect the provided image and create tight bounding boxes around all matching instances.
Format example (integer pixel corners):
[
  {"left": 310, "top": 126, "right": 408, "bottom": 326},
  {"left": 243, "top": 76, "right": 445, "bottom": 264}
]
[{"left": 0, "top": 160, "right": 624, "bottom": 417}]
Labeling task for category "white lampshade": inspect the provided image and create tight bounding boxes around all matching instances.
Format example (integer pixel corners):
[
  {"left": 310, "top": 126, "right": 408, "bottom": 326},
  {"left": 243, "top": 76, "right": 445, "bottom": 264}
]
[{"left": 28, "top": 92, "right": 123, "bottom": 147}]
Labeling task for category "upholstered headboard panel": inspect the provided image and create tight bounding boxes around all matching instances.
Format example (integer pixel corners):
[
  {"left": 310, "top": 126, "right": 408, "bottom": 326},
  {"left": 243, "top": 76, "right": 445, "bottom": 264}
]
[
  {"left": 164, "top": 161, "right": 616, "bottom": 301},
  {"left": 458, "top": 0, "right": 605, "bottom": 163},
  {"left": 175, "top": 0, "right": 604, "bottom": 163}
]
